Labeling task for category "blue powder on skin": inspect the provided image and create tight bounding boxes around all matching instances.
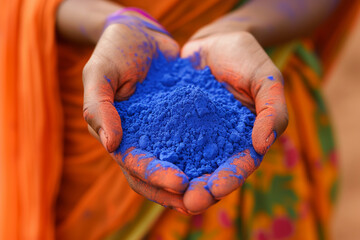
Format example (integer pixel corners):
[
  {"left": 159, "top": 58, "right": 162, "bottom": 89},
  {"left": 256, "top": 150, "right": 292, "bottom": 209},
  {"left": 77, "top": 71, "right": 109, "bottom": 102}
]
[{"left": 114, "top": 53, "right": 256, "bottom": 179}]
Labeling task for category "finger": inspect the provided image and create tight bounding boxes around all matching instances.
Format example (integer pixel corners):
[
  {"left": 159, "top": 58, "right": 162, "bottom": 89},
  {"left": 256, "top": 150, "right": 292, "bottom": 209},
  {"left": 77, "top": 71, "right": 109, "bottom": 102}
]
[
  {"left": 188, "top": 24, "right": 215, "bottom": 41},
  {"left": 183, "top": 175, "right": 217, "bottom": 214},
  {"left": 207, "top": 148, "right": 262, "bottom": 199},
  {"left": 83, "top": 64, "right": 122, "bottom": 153},
  {"left": 113, "top": 147, "right": 189, "bottom": 194},
  {"left": 87, "top": 124, "right": 100, "bottom": 142},
  {"left": 121, "top": 166, "right": 189, "bottom": 215},
  {"left": 152, "top": 32, "right": 180, "bottom": 60},
  {"left": 180, "top": 39, "right": 209, "bottom": 69},
  {"left": 224, "top": 84, "right": 256, "bottom": 112},
  {"left": 251, "top": 73, "right": 288, "bottom": 155}
]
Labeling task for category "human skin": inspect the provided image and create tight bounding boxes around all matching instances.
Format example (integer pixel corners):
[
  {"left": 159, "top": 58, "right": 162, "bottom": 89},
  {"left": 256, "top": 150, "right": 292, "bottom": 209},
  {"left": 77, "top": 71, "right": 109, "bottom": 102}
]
[
  {"left": 179, "top": 0, "right": 339, "bottom": 213},
  {"left": 57, "top": 0, "right": 337, "bottom": 214},
  {"left": 181, "top": 32, "right": 286, "bottom": 213},
  {"left": 188, "top": 0, "right": 339, "bottom": 47},
  {"left": 57, "top": 1, "right": 192, "bottom": 214}
]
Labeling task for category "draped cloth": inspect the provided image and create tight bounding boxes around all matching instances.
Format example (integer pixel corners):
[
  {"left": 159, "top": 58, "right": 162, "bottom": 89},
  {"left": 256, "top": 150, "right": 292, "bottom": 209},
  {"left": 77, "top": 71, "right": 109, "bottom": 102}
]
[
  {"left": 0, "top": 0, "right": 359, "bottom": 239},
  {"left": 0, "top": 0, "right": 63, "bottom": 239}
]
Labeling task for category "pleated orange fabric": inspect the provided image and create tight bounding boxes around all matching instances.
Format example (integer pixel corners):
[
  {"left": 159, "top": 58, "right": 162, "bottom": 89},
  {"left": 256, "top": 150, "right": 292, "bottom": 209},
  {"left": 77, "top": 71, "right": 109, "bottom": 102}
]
[{"left": 0, "top": 0, "right": 63, "bottom": 239}]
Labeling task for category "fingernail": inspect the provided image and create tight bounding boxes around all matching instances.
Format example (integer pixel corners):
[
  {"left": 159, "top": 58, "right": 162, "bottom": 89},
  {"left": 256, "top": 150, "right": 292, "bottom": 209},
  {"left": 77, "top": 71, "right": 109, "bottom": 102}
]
[
  {"left": 265, "top": 130, "right": 277, "bottom": 150},
  {"left": 99, "top": 128, "right": 109, "bottom": 151},
  {"left": 187, "top": 210, "right": 203, "bottom": 215},
  {"left": 174, "top": 207, "right": 190, "bottom": 215},
  {"left": 164, "top": 187, "right": 183, "bottom": 194}
]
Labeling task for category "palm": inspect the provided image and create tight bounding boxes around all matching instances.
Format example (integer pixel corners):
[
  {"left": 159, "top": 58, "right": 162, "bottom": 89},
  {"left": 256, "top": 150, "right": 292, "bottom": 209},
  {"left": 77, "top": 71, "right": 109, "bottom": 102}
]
[
  {"left": 83, "top": 17, "right": 190, "bottom": 213},
  {"left": 181, "top": 32, "right": 288, "bottom": 213},
  {"left": 83, "top": 18, "right": 179, "bottom": 152},
  {"left": 182, "top": 31, "right": 287, "bottom": 155}
]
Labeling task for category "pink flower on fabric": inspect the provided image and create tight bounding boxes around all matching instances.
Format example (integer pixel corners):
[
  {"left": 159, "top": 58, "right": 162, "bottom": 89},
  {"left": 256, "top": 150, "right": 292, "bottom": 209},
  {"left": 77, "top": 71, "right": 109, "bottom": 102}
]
[
  {"left": 218, "top": 210, "right": 232, "bottom": 228},
  {"left": 279, "top": 136, "right": 299, "bottom": 169},
  {"left": 192, "top": 214, "right": 203, "bottom": 229},
  {"left": 271, "top": 216, "right": 294, "bottom": 239}
]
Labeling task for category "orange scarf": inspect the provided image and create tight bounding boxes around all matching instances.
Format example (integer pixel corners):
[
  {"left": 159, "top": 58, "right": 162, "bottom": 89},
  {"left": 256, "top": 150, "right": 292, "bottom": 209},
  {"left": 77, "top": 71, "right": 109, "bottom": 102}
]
[{"left": 0, "top": 0, "right": 62, "bottom": 238}]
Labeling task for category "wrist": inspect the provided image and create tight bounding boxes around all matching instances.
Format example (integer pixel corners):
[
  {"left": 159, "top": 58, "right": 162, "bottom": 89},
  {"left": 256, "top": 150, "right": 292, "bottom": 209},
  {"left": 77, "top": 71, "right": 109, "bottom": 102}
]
[
  {"left": 105, "top": 7, "right": 160, "bottom": 28},
  {"left": 189, "top": 14, "right": 254, "bottom": 42},
  {"left": 101, "top": 8, "right": 169, "bottom": 41}
]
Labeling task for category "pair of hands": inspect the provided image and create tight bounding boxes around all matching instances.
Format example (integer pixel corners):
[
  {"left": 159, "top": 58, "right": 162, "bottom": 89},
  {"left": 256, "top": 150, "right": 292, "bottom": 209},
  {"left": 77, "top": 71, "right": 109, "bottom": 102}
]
[{"left": 83, "top": 13, "right": 288, "bottom": 214}]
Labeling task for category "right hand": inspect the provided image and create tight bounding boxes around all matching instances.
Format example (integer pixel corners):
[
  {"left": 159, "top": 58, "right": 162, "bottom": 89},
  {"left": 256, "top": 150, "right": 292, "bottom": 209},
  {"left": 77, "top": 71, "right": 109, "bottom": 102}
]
[
  {"left": 83, "top": 13, "right": 189, "bottom": 213},
  {"left": 181, "top": 31, "right": 288, "bottom": 214}
]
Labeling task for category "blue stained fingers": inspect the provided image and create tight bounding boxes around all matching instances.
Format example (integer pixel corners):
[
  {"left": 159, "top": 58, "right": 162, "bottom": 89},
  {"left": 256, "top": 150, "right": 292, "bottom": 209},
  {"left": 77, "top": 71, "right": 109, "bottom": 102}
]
[
  {"left": 183, "top": 174, "right": 217, "bottom": 214},
  {"left": 207, "top": 148, "right": 263, "bottom": 199},
  {"left": 120, "top": 148, "right": 189, "bottom": 194}
]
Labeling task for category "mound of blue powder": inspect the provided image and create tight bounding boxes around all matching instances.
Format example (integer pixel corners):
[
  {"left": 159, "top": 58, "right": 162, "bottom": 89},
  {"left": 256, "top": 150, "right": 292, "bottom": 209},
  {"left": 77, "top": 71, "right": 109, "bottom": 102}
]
[{"left": 114, "top": 53, "right": 256, "bottom": 179}]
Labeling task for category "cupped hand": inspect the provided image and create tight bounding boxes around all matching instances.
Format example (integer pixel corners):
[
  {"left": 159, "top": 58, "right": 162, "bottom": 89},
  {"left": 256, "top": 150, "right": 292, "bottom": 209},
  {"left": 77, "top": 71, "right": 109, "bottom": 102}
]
[
  {"left": 183, "top": 148, "right": 262, "bottom": 214},
  {"left": 115, "top": 148, "right": 190, "bottom": 214},
  {"left": 83, "top": 13, "right": 189, "bottom": 212},
  {"left": 83, "top": 14, "right": 179, "bottom": 152},
  {"left": 181, "top": 31, "right": 288, "bottom": 213}
]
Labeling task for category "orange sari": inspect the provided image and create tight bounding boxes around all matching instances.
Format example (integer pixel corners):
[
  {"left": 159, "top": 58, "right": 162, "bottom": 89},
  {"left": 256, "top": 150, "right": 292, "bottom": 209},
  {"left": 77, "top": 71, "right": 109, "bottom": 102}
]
[{"left": 0, "top": 0, "right": 63, "bottom": 239}]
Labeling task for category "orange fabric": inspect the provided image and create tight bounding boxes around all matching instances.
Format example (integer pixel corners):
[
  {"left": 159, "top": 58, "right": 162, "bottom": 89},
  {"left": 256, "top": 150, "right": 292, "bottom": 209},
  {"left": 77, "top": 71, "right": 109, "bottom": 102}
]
[
  {"left": 0, "top": 0, "right": 64, "bottom": 239},
  {"left": 282, "top": 56, "right": 337, "bottom": 227}
]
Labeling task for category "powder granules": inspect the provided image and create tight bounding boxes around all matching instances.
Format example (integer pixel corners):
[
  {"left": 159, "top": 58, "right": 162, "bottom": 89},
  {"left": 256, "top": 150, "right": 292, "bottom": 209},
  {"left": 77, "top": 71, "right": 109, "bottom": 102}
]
[{"left": 114, "top": 52, "right": 256, "bottom": 179}]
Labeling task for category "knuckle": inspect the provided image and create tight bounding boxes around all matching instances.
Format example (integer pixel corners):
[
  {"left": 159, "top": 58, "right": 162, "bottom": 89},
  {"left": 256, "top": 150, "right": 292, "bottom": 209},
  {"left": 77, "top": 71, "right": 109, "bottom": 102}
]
[{"left": 233, "top": 31, "right": 257, "bottom": 46}]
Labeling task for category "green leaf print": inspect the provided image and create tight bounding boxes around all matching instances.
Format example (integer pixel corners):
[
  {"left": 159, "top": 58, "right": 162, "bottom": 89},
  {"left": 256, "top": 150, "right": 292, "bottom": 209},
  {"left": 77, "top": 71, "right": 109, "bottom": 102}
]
[
  {"left": 252, "top": 175, "right": 299, "bottom": 219},
  {"left": 296, "top": 44, "right": 323, "bottom": 77},
  {"left": 185, "top": 231, "right": 202, "bottom": 240}
]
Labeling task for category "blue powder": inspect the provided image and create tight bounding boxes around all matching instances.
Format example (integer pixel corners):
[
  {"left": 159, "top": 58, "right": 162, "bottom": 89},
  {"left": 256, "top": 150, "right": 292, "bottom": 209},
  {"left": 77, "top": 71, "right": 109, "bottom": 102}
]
[{"left": 114, "top": 53, "right": 256, "bottom": 179}]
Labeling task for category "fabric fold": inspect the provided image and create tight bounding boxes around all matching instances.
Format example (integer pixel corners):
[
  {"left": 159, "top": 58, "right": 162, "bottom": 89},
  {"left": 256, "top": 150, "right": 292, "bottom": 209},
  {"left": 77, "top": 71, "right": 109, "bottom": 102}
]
[{"left": 0, "top": 0, "right": 63, "bottom": 239}]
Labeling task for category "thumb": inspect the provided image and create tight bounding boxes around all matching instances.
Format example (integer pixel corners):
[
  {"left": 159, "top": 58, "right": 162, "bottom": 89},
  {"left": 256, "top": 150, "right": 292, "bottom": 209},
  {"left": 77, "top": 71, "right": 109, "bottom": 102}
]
[
  {"left": 83, "top": 65, "right": 122, "bottom": 152},
  {"left": 181, "top": 39, "right": 210, "bottom": 69},
  {"left": 252, "top": 74, "right": 288, "bottom": 155}
]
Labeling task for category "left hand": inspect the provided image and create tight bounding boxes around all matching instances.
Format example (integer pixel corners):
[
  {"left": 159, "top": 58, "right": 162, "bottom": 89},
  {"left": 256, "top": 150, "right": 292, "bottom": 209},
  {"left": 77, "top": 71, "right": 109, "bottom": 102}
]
[
  {"left": 181, "top": 31, "right": 288, "bottom": 214},
  {"left": 82, "top": 12, "right": 190, "bottom": 214}
]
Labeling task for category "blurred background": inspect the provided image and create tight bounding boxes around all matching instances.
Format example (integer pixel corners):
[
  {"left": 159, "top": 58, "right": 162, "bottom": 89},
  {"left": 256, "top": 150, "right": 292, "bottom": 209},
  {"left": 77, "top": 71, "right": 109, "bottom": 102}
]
[{"left": 325, "top": 11, "right": 360, "bottom": 240}]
